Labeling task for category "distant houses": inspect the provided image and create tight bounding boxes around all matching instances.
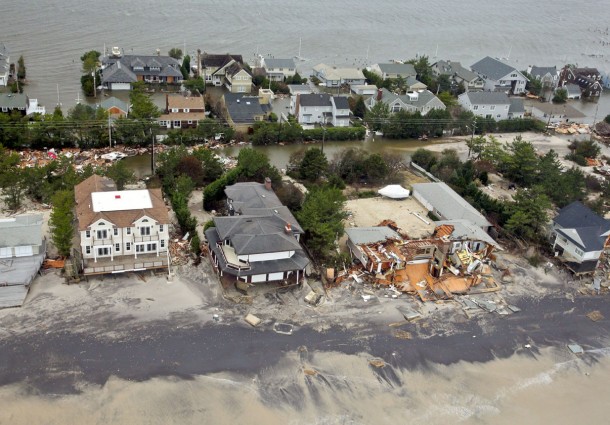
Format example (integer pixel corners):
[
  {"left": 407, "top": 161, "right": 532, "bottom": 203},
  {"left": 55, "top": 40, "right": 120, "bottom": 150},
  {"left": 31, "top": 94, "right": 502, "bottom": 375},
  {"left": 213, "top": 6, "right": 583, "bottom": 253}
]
[
  {"left": 98, "top": 96, "right": 129, "bottom": 119},
  {"left": 291, "top": 93, "right": 350, "bottom": 127},
  {"left": 527, "top": 65, "right": 558, "bottom": 89},
  {"left": 312, "top": 63, "right": 366, "bottom": 87},
  {"left": 432, "top": 60, "right": 485, "bottom": 92},
  {"left": 0, "top": 93, "right": 46, "bottom": 116},
  {"left": 261, "top": 58, "right": 296, "bottom": 81},
  {"left": 158, "top": 94, "right": 206, "bottom": 129},
  {"left": 200, "top": 53, "right": 253, "bottom": 93},
  {"left": 223, "top": 93, "right": 270, "bottom": 132},
  {"left": 370, "top": 63, "right": 416, "bottom": 80}
]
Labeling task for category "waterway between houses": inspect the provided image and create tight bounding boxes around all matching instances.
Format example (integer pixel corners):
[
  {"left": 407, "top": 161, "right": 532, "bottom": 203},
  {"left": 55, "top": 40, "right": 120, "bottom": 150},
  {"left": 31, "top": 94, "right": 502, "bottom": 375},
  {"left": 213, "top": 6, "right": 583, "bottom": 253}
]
[{"left": 120, "top": 136, "right": 460, "bottom": 179}]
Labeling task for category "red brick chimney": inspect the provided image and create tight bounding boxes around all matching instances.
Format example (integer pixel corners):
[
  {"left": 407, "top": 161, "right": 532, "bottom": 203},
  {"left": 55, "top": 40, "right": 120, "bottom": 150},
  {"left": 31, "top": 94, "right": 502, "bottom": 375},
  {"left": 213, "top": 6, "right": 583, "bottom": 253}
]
[
  {"left": 285, "top": 222, "right": 292, "bottom": 235},
  {"left": 376, "top": 89, "right": 383, "bottom": 101},
  {"left": 264, "top": 177, "right": 272, "bottom": 191}
]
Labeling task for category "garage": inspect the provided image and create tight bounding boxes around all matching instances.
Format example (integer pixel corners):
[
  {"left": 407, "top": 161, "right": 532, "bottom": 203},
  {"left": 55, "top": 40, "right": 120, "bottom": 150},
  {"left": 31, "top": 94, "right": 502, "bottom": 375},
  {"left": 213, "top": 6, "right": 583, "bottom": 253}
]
[{"left": 110, "top": 82, "right": 131, "bottom": 90}]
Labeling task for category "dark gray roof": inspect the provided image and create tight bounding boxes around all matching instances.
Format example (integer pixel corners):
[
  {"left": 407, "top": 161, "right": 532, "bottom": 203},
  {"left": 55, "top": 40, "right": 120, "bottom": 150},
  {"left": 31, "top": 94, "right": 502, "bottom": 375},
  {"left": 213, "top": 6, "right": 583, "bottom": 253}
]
[
  {"left": 565, "top": 83, "right": 582, "bottom": 96},
  {"left": 345, "top": 227, "right": 401, "bottom": 245},
  {"left": 264, "top": 58, "right": 296, "bottom": 69},
  {"left": 213, "top": 215, "right": 302, "bottom": 255},
  {"left": 0, "top": 93, "right": 27, "bottom": 109},
  {"left": 377, "top": 88, "right": 445, "bottom": 110},
  {"left": 299, "top": 93, "right": 331, "bottom": 107},
  {"left": 471, "top": 56, "right": 519, "bottom": 80},
  {"left": 332, "top": 96, "right": 350, "bottom": 109},
  {"left": 412, "top": 182, "right": 491, "bottom": 228},
  {"left": 435, "top": 60, "right": 479, "bottom": 82},
  {"left": 201, "top": 53, "right": 243, "bottom": 68},
  {"left": 377, "top": 63, "right": 416, "bottom": 77},
  {"left": 102, "top": 61, "right": 137, "bottom": 84},
  {"left": 225, "top": 182, "right": 303, "bottom": 233},
  {"left": 530, "top": 66, "right": 556, "bottom": 78},
  {"left": 554, "top": 201, "right": 610, "bottom": 229},
  {"left": 0, "top": 214, "right": 43, "bottom": 247},
  {"left": 509, "top": 98, "right": 525, "bottom": 113},
  {"left": 224, "top": 94, "right": 265, "bottom": 123},
  {"left": 205, "top": 227, "right": 309, "bottom": 277},
  {"left": 461, "top": 91, "right": 510, "bottom": 105},
  {"left": 553, "top": 202, "right": 610, "bottom": 251}
]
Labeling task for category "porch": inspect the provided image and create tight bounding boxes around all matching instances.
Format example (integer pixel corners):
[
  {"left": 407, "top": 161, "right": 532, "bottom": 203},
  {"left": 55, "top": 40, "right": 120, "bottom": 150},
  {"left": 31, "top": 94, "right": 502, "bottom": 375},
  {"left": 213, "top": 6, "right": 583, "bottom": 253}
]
[{"left": 82, "top": 252, "right": 169, "bottom": 276}]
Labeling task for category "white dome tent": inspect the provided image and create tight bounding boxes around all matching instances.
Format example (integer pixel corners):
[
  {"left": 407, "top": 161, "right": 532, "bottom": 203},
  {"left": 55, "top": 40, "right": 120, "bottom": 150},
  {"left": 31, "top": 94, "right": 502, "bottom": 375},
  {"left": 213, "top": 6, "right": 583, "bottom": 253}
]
[{"left": 377, "top": 185, "right": 410, "bottom": 199}]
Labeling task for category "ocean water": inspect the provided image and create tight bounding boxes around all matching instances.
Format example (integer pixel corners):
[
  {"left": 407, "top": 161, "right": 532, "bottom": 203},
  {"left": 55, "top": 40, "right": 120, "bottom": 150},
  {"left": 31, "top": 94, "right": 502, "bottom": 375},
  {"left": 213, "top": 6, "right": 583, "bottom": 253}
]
[{"left": 2, "top": 0, "right": 610, "bottom": 110}]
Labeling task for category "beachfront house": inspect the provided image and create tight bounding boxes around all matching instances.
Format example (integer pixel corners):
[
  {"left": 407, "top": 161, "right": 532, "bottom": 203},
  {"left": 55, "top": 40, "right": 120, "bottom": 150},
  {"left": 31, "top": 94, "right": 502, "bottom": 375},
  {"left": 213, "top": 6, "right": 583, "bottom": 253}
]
[
  {"left": 412, "top": 182, "right": 491, "bottom": 231},
  {"left": 205, "top": 178, "right": 309, "bottom": 284},
  {"left": 292, "top": 93, "right": 350, "bottom": 127},
  {"left": 470, "top": 56, "right": 528, "bottom": 94},
  {"left": 0, "top": 214, "right": 46, "bottom": 308},
  {"left": 312, "top": 64, "right": 366, "bottom": 87},
  {"left": 98, "top": 97, "right": 129, "bottom": 119},
  {"left": 370, "top": 63, "right": 416, "bottom": 80},
  {"left": 550, "top": 201, "right": 610, "bottom": 274},
  {"left": 559, "top": 66, "right": 603, "bottom": 98},
  {"left": 0, "top": 43, "right": 9, "bottom": 87},
  {"left": 0, "top": 93, "right": 45, "bottom": 116},
  {"left": 527, "top": 66, "right": 558, "bottom": 89},
  {"left": 200, "top": 53, "right": 252, "bottom": 93},
  {"left": 530, "top": 103, "right": 586, "bottom": 124},
  {"left": 432, "top": 60, "right": 485, "bottom": 92},
  {"left": 157, "top": 94, "right": 206, "bottom": 129},
  {"left": 101, "top": 53, "right": 183, "bottom": 90},
  {"left": 74, "top": 175, "right": 170, "bottom": 276},
  {"left": 365, "top": 88, "right": 445, "bottom": 116},
  {"left": 262, "top": 58, "right": 296, "bottom": 81}
]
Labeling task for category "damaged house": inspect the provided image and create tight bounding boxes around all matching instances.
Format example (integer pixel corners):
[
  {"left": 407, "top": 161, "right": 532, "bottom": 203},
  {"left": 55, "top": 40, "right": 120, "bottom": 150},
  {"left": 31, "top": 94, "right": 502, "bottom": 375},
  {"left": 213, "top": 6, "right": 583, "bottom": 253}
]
[
  {"left": 344, "top": 220, "right": 499, "bottom": 302},
  {"left": 205, "top": 178, "right": 309, "bottom": 284}
]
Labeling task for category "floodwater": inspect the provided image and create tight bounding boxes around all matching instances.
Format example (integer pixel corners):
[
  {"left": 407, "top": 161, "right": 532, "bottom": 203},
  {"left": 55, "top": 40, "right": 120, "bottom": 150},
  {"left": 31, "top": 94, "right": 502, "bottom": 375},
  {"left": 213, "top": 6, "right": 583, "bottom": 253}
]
[{"left": 3, "top": 0, "right": 610, "bottom": 115}]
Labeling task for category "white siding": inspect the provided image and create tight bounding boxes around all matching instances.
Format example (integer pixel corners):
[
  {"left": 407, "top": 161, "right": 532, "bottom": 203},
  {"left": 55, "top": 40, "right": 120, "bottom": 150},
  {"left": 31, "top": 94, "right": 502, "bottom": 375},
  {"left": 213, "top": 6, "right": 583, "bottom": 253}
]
[
  {"left": 239, "top": 251, "right": 294, "bottom": 263},
  {"left": 110, "top": 82, "right": 131, "bottom": 90},
  {"left": 14, "top": 246, "right": 33, "bottom": 257},
  {"left": 268, "top": 272, "right": 285, "bottom": 281},
  {"left": 251, "top": 274, "right": 267, "bottom": 283}
]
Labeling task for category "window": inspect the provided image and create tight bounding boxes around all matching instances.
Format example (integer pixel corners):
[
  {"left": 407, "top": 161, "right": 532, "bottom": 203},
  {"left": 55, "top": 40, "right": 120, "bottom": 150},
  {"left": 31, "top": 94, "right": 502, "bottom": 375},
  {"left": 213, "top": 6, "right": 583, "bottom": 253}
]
[
  {"left": 113, "top": 228, "right": 118, "bottom": 236},
  {"left": 184, "top": 108, "right": 189, "bottom": 113},
  {"left": 136, "top": 244, "right": 144, "bottom": 253},
  {"left": 160, "top": 239, "right": 165, "bottom": 248},
  {"left": 473, "top": 105, "right": 479, "bottom": 110},
  {"left": 99, "top": 222, "right": 105, "bottom": 226},
  {"left": 510, "top": 73, "right": 517, "bottom": 77},
  {"left": 140, "top": 227, "right": 150, "bottom": 236},
  {"left": 96, "top": 230, "right": 108, "bottom": 240},
  {"left": 172, "top": 108, "right": 179, "bottom": 113},
  {"left": 187, "top": 120, "right": 192, "bottom": 125},
  {"left": 97, "top": 247, "right": 110, "bottom": 256},
  {"left": 86, "top": 246, "right": 91, "bottom": 254},
  {"left": 147, "top": 243, "right": 157, "bottom": 252},
  {"left": 497, "top": 114, "right": 501, "bottom": 118},
  {"left": 126, "top": 242, "right": 131, "bottom": 251},
  {"left": 126, "top": 228, "right": 131, "bottom": 235},
  {"left": 238, "top": 86, "right": 245, "bottom": 93},
  {"left": 173, "top": 120, "right": 181, "bottom": 127},
  {"left": 486, "top": 114, "right": 492, "bottom": 119},
  {"left": 159, "top": 225, "right": 164, "bottom": 232},
  {"left": 85, "top": 230, "right": 91, "bottom": 238},
  {"left": 115, "top": 243, "right": 120, "bottom": 252},
  {"left": 490, "top": 105, "right": 495, "bottom": 111}
]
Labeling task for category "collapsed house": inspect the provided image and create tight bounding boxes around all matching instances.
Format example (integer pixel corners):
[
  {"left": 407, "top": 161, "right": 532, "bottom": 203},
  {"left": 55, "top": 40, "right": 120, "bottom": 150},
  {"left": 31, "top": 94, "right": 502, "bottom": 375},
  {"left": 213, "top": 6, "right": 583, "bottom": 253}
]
[{"left": 343, "top": 220, "right": 499, "bottom": 302}]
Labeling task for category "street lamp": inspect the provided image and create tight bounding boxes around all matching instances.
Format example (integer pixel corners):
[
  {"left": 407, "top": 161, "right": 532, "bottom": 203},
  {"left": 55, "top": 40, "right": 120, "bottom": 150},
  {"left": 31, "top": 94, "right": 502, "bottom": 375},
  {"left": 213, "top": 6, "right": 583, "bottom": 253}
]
[{"left": 466, "top": 118, "right": 476, "bottom": 159}]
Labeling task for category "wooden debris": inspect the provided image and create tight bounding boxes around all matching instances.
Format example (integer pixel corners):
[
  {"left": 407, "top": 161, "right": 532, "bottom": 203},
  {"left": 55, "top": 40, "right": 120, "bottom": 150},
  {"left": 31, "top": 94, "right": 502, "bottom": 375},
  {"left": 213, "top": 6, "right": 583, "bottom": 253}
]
[
  {"left": 393, "top": 330, "right": 412, "bottom": 340},
  {"left": 369, "top": 359, "right": 386, "bottom": 368},
  {"left": 587, "top": 310, "right": 604, "bottom": 322}
]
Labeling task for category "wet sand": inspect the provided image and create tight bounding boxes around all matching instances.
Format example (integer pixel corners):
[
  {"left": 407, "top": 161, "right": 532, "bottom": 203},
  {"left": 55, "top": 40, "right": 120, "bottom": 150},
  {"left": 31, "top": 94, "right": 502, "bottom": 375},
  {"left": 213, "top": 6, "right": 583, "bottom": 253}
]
[{"left": 0, "top": 347, "right": 607, "bottom": 425}]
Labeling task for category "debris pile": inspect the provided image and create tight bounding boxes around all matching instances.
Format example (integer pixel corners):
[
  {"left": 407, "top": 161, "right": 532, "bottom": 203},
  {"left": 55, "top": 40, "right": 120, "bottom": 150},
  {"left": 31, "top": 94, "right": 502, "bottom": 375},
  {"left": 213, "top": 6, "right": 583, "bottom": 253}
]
[
  {"left": 169, "top": 239, "right": 190, "bottom": 265},
  {"left": 334, "top": 222, "right": 501, "bottom": 302},
  {"left": 553, "top": 123, "right": 590, "bottom": 135}
]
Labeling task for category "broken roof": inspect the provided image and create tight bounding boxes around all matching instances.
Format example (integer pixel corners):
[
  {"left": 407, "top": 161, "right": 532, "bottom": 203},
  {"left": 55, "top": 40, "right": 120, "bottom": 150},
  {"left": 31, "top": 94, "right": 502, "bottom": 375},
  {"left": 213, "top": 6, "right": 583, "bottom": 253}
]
[
  {"left": 435, "top": 219, "right": 499, "bottom": 247},
  {"left": 345, "top": 226, "right": 402, "bottom": 245},
  {"left": 0, "top": 214, "right": 43, "bottom": 247}
]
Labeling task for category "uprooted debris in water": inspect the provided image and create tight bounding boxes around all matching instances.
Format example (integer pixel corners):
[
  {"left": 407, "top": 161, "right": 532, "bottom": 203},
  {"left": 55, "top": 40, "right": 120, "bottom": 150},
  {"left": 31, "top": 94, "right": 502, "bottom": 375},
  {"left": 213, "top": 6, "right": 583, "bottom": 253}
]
[
  {"left": 587, "top": 311, "right": 604, "bottom": 322},
  {"left": 369, "top": 359, "right": 386, "bottom": 368},
  {"left": 244, "top": 313, "right": 262, "bottom": 327},
  {"left": 568, "top": 343, "right": 584, "bottom": 354},
  {"left": 273, "top": 322, "right": 294, "bottom": 335}
]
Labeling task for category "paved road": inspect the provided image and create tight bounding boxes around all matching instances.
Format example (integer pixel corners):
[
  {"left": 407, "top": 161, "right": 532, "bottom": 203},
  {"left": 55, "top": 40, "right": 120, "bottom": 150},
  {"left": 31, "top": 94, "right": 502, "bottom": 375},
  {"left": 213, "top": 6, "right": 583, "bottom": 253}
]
[{"left": 0, "top": 294, "right": 609, "bottom": 394}]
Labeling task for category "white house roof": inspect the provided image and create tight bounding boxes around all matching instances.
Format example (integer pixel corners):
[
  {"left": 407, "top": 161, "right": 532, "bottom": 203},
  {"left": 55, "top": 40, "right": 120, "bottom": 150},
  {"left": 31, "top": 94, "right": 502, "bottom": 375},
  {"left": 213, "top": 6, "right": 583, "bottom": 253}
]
[
  {"left": 91, "top": 190, "right": 152, "bottom": 212},
  {"left": 460, "top": 91, "right": 511, "bottom": 105}
]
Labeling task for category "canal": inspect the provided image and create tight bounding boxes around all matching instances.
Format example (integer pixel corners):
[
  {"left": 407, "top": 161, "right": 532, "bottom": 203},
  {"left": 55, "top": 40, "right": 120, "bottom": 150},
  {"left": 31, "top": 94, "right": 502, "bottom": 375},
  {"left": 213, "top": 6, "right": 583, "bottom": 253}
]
[{"left": 121, "top": 137, "right": 460, "bottom": 178}]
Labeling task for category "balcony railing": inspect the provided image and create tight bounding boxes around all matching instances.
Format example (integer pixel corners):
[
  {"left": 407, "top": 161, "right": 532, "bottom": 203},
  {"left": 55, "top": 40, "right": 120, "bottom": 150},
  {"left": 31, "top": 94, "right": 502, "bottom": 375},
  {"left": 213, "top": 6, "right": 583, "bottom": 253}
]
[{"left": 133, "top": 235, "right": 159, "bottom": 243}]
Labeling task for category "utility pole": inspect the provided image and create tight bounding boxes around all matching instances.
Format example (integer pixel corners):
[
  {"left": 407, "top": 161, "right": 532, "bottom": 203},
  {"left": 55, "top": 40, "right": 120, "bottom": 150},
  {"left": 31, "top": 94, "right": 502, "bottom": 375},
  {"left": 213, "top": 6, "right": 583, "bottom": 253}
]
[
  {"left": 467, "top": 117, "right": 476, "bottom": 158},
  {"left": 321, "top": 126, "right": 326, "bottom": 154},
  {"left": 108, "top": 116, "right": 112, "bottom": 148},
  {"left": 591, "top": 103, "right": 599, "bottom": 142},
  {"left": 151, "top": 127, "right": 155, "bottom": 174}
]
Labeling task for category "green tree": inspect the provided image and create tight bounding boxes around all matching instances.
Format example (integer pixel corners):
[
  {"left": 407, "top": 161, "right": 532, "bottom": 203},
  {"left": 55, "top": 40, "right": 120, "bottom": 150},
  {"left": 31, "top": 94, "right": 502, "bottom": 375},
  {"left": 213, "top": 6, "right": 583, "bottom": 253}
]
[
  {"left": 129, "top": 82, "right": 160, "bottom": 119},
  {"left": 364, "top": 101, "right": 390, "bottom": 131},
  {"left": 522, "top": 71, "right": 542, "bottom": 96},
  {"left": 192, "top": 147, "right": 224, "bottom": 183},
  {"left": 49, "top": 190, "right": 75, "bottom": 257},
  {"left": 364, "top": 153, "right": 390, "bottom": 183},
  {"left": 502, "top": 136, "right": 539, "bottom": 187},
  {"left": 183, "top": 77, "right": 205, "bottom": 94},
  {"left": 411, "top": 148, "right": 437, "bottom": 170},
  {"left": 0, "top": 168, "right": 24, "bottom": 210},
  {"left": 105, "top": 160, "right": 135, "bottom": 190},
  {"left": 353, "top": 96, "right": 366, "bottom": 119},
  {"left": 181, "top": 55, "right": 191, "bottom": 79},
  {"left": 604, "top": 114, "right": 610, "bottom": 125},
  {"left": 80, "top": 50, "right": 101, "bottom": 97},
  {"left": 17, "top": 55, "right": 26, "bottom": 80},
  {"left": 299, "top": 148, "right": 328, "bottom": 182},
  {"left": 437, "top": 91, "right": 456, "bottom": 107},
  {"left": 552, "top": 88, "right": 568, "bottom": 103},
  {"left": 296, "top": 186, "right": 347, "bottom": 260},
  {"left": 505, "top": 189, "right": 551, "bottom": 240},
  {"left": 168, "top": 48, "right": 183, "bottom": 60}
]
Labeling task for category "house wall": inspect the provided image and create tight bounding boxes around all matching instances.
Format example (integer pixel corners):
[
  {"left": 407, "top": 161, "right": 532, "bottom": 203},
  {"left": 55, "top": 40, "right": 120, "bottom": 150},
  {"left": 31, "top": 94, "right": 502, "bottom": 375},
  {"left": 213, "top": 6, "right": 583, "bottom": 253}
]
[
  {"left": 238, "top": 250, "right": 295, "bottom": 263},
  {"left": 80, "top": 216, "right": 169, "bottom": 261},
  {"left": 110, "top": 82, "right": 131, "bottom": 91},
  {"left": 347, "top": 239, "right": 368, "bottom": 267},
  {"left": 552, "top": 233, "right": 602, "bottom": 263},
  {"left": 299, "top": 105, "right": 331, "bottom": 124}
]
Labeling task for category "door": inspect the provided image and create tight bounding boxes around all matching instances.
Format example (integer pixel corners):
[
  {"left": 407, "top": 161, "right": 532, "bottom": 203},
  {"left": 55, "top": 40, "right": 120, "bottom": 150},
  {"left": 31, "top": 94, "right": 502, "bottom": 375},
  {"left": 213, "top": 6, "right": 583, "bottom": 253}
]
[{"left": 97, "top": 247, "right": 110, "bottom": 257}]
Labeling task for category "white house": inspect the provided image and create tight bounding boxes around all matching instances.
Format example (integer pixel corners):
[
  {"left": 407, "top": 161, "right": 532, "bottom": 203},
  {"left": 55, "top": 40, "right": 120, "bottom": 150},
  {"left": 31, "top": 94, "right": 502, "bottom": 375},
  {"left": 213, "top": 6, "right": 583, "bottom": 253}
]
[
  {"left": 551, "top": 201, "right": 610, "bottom": 274},
  {"left": 293, "top": 93, "right": 350, "bottom": 127},
  {"left": 205, "top": 179, "right": 309, "bottom": 284},
  {"left": 351, "top": 84, "right": 378, "bottom": 96},
  {"left": 365, "top": 88, "right": 446, "bottom": 116},
  {"left": 529, "top": 102, "right": 586, "bottom": 124},
  {"left": 262, "top": 58, "right": 296, "bottom": 81},
  {"left": 470, "top": 56, "right": 528, "bottom": 94},
  {"left": 528, "top": 65, "right": 558, "bottom": 89},
  {"left": 458, "top": 91, "right": 512, "bottom": 121},
  {"left": 74, "top": 175, "right": 170, "bottom": 275},
  {"left": 312, "top": 63, "right": 366, "bottom": 87},
  {"left": 0, "top": 43, "right": 9, "bottom": 87}
]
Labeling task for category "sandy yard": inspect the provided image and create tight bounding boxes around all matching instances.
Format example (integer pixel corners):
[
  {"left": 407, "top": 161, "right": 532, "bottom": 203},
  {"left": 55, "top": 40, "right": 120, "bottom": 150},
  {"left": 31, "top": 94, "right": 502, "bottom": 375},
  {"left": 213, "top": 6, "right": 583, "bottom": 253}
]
[{"left": 344, "top": 197, "right": 435, "bottom": 238}]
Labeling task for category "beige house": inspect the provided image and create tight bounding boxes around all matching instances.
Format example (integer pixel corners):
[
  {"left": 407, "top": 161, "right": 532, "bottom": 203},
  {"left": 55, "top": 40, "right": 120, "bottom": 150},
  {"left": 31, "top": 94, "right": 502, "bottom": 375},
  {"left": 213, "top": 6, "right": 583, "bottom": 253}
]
[
  {"left": 158, "top": 94, "right": 206, "bottom": 129},
  {"left": 74, "top": 175, "right": 170, "bottom": 275}
]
